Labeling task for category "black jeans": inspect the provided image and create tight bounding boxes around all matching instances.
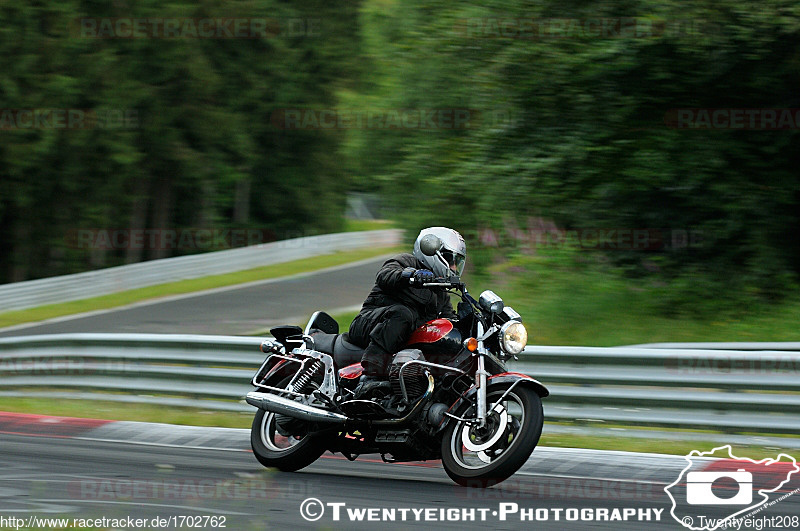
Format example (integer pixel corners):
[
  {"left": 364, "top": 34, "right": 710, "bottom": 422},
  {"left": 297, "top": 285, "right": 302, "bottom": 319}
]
[{"left": 348, "top": 304, "right": 417, "bottom": 377}]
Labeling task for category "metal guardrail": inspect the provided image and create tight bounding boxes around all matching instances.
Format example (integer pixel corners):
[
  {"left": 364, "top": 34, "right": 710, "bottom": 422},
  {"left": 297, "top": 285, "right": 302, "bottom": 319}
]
[
  {"left": 0, "top": 229, "right": 402, "bottom": 312},
  {"left": 0, "top": 334, "right": 798, "bottom": 434},
  {"left": 625, "top": 341, "right": 800, "bottom": 350}
]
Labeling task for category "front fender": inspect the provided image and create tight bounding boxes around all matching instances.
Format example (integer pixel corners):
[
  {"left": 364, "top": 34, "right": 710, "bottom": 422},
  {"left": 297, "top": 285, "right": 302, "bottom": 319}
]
[
  {"left": 437, "top": 372, "right": 548, "bottom": 433},
  {"left": 485, "top": 372, "right": 549, "bottom": 398}
]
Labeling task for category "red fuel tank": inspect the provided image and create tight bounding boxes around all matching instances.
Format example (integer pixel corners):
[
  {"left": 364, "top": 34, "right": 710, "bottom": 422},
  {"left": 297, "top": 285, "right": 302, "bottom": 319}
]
[
  {"left": 406, "top": 318, "right": 464, "bottom": 361},
  {"left": 406, "top": 318, "right": 454, "bottom": 344}
]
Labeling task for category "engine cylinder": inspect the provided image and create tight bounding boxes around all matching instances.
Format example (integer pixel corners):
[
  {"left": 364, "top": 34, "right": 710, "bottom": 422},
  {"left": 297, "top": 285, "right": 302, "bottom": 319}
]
[{"left": 388, "top": 348, "right": 427, "bottom": 400}]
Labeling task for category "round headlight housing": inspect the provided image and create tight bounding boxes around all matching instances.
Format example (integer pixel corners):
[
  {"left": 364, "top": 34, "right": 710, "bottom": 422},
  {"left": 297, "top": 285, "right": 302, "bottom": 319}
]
[{"left": 499, "top": 321, "right": 527, "bottom": 355}]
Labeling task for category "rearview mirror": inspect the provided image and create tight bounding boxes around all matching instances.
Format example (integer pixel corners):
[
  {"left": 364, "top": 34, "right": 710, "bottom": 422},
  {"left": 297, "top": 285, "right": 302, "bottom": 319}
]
[
  {"left": 419, "top": 234, "right": 442, "bottom": 256},
  {"left": 479, "top": 290, "right": 505, "bottom": 313}
]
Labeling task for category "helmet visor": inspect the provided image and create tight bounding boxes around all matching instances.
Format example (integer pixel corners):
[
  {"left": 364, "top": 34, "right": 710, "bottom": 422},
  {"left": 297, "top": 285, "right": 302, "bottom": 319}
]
[{"left": 441, "top": 250, "right": 466, "bottom": 276}]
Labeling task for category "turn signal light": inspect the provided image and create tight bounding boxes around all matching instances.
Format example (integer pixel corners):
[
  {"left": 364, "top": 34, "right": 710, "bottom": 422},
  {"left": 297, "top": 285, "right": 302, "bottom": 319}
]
[{"left": 464, "top": 337, "right": 478, "bottom": 352}]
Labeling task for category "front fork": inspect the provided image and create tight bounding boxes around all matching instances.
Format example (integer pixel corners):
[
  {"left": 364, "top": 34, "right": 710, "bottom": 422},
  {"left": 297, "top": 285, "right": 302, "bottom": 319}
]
[
  {"left": 474, "top": 321, "right": 495, "bottom": 428},
  {"left": 475, "top": 355, "right": 490, "bottom": 427}
]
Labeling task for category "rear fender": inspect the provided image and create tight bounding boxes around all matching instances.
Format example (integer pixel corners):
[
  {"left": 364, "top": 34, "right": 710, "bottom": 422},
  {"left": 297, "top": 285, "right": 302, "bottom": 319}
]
[{"left": 436, "top": 373, "right": 548, "bottom": 433}]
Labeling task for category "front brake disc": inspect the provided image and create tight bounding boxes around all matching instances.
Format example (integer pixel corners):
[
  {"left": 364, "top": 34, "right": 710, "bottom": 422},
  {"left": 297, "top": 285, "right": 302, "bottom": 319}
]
[{"left": 461, "top": 404, "right": 509, "bottom": 452}]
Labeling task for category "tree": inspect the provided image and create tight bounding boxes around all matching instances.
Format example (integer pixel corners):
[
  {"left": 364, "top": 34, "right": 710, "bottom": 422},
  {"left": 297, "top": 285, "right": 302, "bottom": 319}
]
[
  {"left": 347, "top": 0, "right": 800, "bottom": 310},
  {"left": 0, "top": 0, "right": 362, "bottom": 283}
]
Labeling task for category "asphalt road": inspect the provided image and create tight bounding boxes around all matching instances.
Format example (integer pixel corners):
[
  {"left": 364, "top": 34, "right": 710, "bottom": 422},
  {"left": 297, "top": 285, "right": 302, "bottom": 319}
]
[
  {"left": 0, "top": 256, "right": 391, "bottom": 338},
  {"left": 0, "top": 433, "right": 675, "bottom": 531},
  {"left": 3, "top": 420, "right": 798, "bottom": 531}
]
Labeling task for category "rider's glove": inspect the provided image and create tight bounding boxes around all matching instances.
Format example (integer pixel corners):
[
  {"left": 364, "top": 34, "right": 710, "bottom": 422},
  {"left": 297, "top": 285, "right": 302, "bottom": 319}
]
[
  {"left": 413, "top": 269, "right": 435, "bottom": 285},
  {"left": 402, "top": 268, "right": 435, "bottom": 286}
]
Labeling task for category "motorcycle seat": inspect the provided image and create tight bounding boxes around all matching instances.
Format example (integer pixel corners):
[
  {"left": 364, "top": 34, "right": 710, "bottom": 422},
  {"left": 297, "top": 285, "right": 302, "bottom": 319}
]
[{"left": 309, "top": 330, "right": 365, "bottom": 368}]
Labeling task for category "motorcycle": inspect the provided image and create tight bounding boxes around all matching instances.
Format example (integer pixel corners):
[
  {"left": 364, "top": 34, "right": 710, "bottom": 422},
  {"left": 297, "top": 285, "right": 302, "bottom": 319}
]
[{"left": 245, "top": 235, "right": 549, "bottom": 487}]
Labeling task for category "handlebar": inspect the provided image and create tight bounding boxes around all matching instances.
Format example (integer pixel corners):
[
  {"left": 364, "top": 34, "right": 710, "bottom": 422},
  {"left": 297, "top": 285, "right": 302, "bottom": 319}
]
[
  {"left": 421, "top": 279, "right": 465, "bottom": 289},
  {"left": 421, "top": 278, "right": 483, "bottom": 325}
]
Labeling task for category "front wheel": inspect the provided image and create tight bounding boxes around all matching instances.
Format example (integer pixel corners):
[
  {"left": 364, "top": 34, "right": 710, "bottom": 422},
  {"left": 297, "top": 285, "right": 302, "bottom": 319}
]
[
  {"left": 441, "top": 385, "right": 543, "bottom": 488},
  {"left": 250, "top": 408, "right": 326, "bottom": 472}
]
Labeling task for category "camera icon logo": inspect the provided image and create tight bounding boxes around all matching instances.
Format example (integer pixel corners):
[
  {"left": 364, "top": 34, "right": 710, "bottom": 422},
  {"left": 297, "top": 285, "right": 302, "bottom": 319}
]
[
  {"left": 666, "top": 445, "right": 800, "bottom": 530},
  {"left": 686, "top": 468, "right": 752, "bottom": 505}
]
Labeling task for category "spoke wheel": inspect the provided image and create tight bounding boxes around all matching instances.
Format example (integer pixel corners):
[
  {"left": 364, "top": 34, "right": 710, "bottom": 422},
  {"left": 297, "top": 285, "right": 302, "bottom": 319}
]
[
  {"left": 250, "top": 377, "right": 325, "bottom": 472},
  {"left": 442, "top": 385, "right": 543, "bottom": 488}
]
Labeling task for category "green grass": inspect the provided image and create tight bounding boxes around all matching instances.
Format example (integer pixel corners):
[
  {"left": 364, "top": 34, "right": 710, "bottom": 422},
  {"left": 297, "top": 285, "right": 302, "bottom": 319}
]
[
  {"left": 0, "top": 397, "right": 253, "bottom": 428},
  {"left": 329, "top": 310, "right": 361, "bottom": 330},
  {"left": 471, "top": 249, "right": 800, "bottom": 346},
  {"left": 0, "top": 246, "right": 402, "bottom": 330}
]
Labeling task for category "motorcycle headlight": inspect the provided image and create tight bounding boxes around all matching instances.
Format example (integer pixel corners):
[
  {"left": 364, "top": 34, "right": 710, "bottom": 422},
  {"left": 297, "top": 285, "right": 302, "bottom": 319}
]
[{"left": 499, "top": 321, "right": 527, "bottom": 355}]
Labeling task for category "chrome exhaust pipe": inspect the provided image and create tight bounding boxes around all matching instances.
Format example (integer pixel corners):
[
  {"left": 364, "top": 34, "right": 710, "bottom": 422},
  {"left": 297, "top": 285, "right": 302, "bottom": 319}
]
[{"left": 245, "top": 391, "right": 349, "bottom": 424}]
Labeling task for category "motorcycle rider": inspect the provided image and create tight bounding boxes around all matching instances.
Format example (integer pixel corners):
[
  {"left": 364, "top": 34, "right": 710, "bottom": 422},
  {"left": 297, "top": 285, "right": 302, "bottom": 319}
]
[{"left": 349, "top": 227, "right": 467, "bottom": 398}]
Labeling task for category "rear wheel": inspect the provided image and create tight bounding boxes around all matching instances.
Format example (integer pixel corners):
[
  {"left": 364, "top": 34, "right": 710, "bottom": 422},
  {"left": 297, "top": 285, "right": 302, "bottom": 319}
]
[
  {"left": 441, "top": 385, "right": 543, "bottom": 488},
  {"left": 250, "top": 377, "right": 326, "bottom": 472}
]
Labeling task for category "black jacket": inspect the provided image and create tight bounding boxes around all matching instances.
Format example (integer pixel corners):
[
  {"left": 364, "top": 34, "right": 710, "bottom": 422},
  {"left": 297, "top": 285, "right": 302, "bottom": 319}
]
[{"left": 360, "top": 253, "right": 456, "bottom": 323}]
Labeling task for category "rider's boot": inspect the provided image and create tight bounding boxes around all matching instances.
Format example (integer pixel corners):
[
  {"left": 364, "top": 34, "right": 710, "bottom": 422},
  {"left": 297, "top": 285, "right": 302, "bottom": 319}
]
[
  {"left": 353, "top": 374, "right": 390, "bottom": 399},
  {"left": 353, "top": 346, "right": 391, "bottom": 399}
]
